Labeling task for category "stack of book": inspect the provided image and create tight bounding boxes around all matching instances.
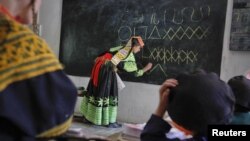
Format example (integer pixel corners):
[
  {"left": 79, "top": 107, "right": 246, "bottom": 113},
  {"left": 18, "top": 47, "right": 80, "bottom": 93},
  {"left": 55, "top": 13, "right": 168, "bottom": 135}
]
[
  {"left": 120, "top": 123, "right": 145, "bottom": 141},
  {"left": 65, "top": 127, "right": 109, "bottom": 141}
]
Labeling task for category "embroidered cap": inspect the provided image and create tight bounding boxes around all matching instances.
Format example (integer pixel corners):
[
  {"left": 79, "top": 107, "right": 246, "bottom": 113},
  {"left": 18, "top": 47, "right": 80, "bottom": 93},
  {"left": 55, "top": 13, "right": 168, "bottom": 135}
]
[
  {"left": 167, "top": 71, "right": 235, "bottom": 135},
  {"left": 111, "top": 36, "right": 144, "bottom": 65}
]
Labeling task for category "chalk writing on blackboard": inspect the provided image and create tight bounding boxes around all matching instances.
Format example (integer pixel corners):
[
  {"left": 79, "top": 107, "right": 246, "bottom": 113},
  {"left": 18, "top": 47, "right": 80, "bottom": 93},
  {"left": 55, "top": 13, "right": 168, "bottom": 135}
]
[
  {"left": 142, "top": 46, "right": 198, "bottom": 77},
  {"left": 142, "top": 47, "right": 198, "bottom": 64},
  {"left": 60, "top": 0, "right": 227, "bottom": 85},
  {"left": 117, "top": 26, "right": 210, "bottom": 41},
  {"left": 146, "top": 64, "right": 168, "bottom": 77}
]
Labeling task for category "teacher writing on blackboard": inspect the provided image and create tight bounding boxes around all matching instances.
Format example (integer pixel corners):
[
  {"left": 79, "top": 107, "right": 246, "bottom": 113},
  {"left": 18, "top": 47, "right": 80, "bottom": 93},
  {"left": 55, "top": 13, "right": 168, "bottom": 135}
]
[{"left": 80, "top": 36, "right": 152, "bottom": 128}]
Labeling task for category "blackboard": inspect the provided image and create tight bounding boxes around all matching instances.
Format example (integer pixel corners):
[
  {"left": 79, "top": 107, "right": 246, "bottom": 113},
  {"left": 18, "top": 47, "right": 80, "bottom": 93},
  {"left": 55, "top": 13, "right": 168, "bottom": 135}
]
[
  {"left": 230, "top": 0, "right": 250, "bottom": 51},
  {"left": 60, "top": 0, "right": 227, "bottom": 85}
]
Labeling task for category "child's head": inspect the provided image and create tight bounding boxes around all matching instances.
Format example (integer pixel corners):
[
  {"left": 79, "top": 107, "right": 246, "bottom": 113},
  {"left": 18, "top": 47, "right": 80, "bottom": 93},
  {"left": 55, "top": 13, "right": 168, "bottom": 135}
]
[
  {"left": 167, "top": 71, "right": 235, "bottom": 135},
  {"left": 228, "top": 75, "right": 250, "bottom": 112}
]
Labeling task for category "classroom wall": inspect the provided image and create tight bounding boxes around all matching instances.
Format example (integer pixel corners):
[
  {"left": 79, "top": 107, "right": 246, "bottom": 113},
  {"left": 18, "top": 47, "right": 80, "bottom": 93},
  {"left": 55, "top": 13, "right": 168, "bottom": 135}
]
[
  {"left": 39, "top": 0, "right": 250, "bottom": 123},
  {"left": 220, "top": 1, "right": 250, "bottom": 82},
  {"left": 39, "top": 0, "right": 62, "bottom": 57}
]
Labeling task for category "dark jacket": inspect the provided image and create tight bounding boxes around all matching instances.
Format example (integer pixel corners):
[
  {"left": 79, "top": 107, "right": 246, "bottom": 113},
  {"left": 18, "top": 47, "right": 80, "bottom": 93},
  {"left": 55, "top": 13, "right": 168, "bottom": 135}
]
[{"left": 140, "top": 115, "right": 207, "bottom": 141}]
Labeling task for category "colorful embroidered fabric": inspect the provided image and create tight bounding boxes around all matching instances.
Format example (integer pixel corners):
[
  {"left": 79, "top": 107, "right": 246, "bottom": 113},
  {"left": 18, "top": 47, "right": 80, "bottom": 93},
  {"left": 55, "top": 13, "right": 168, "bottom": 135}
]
[{"left": 0, "top": 10, "right": 77, "bottom": 139}]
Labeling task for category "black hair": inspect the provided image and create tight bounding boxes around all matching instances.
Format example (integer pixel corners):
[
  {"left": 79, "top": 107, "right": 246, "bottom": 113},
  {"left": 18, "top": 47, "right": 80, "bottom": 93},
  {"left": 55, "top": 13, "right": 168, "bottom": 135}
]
[
  {"left": 192, "top": 69, "right": 206, "bottom": 75},
  {"left": 30, "top": 0, "right": 35, "bottom": 5},
  {"left": 228, "top": 75, "right": 250, "bottom": 111},
  {"left": 168, "top": 72, "right": 235, "bottom": 135},
  {"left": 120, "top": 37, "right": 139, "bottom": 60},
  {"left": 235, "top": 104, "right": 250, "bottom": 112},
  {"left": 131, "top": 38, "right": 139, "bottom": 47}
]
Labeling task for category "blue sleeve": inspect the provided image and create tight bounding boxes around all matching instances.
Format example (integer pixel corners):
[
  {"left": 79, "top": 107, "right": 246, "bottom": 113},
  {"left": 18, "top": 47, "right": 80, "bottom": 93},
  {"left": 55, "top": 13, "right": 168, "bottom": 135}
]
[{"left": 0, "top": 70, "right": 77, "bottom": 138}]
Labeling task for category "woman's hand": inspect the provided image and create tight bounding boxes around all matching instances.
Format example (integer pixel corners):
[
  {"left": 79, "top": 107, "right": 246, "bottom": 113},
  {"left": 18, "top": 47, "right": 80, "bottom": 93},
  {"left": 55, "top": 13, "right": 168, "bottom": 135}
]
[
  {"left": 143, "top": 63, "right": 153, "bottom": 72},
  {"left": 154, "top": 79, "right": 178, "bottom": 118}
]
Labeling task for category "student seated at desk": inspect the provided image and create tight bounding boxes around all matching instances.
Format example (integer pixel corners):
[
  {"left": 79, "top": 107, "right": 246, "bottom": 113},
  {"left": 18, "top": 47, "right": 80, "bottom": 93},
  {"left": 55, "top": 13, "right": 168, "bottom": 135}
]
[
  {"left": 141, "top": 70, "right": 235, "bottom": 141},
  {"left": 0, "top": 0, "right": 77, "bottom": 140}
]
